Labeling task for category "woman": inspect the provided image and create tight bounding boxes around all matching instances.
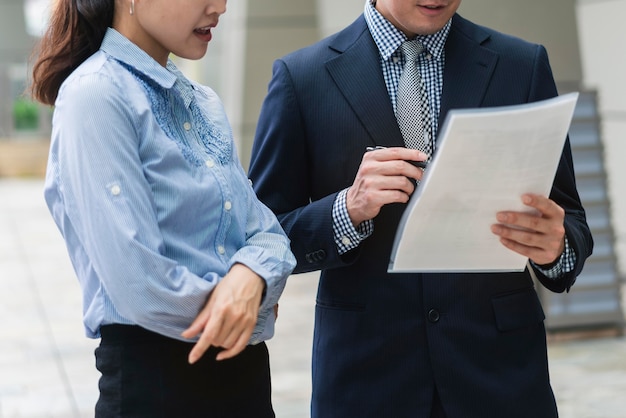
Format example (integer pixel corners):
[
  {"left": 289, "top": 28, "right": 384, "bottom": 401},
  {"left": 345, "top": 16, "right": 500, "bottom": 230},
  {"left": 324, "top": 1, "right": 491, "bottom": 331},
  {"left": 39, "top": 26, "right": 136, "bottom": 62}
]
[{"left": 30, "top": 0, "right": 296, "bottom": 416}]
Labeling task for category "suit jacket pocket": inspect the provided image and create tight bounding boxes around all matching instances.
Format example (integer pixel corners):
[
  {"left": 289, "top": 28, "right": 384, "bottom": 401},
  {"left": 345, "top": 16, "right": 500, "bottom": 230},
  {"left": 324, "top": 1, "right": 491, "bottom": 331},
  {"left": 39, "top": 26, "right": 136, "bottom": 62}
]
[
  {"left": 491, "top": 287, "right": 546, "bottom": 332},
  {"left": 316, "top": 299, "right": 366, "bottom": 312}
]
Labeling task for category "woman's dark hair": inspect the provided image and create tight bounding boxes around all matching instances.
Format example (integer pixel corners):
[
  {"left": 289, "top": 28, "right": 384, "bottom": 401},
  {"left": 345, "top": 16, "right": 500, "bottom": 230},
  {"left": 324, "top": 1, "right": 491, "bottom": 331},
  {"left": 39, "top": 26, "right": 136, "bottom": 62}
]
[{"left": 30, "top": 0, "right": 114, "bottom": 105}]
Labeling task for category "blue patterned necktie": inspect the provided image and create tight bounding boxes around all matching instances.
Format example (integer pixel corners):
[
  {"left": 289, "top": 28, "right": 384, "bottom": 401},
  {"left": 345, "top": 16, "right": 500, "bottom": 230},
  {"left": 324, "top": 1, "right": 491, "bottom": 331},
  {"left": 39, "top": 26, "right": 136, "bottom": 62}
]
[{"left": 396, "top": 40, "right": 432, "bottom": 157}]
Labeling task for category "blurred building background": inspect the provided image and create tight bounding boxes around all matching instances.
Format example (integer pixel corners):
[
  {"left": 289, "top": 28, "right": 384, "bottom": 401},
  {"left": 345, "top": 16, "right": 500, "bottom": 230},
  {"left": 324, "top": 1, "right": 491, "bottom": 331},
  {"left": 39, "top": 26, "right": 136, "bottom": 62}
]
[{"left": 0, "top": 0, "right": 624, "bottom": 331}]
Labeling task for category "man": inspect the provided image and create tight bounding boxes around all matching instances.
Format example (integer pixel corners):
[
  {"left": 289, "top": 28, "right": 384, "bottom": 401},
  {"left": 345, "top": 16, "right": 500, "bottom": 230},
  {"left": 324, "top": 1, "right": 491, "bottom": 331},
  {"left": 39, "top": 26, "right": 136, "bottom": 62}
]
[{"left": 249, "top": 0, "right": 593, "bottom": 417}]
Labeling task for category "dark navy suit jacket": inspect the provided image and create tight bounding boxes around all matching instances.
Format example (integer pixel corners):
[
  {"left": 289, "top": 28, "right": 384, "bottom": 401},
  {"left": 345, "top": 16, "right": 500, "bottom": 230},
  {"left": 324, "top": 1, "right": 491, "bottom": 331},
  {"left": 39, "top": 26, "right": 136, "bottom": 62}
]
[{"left": 249, "top": 13, "right": 593, "bottom": 418}]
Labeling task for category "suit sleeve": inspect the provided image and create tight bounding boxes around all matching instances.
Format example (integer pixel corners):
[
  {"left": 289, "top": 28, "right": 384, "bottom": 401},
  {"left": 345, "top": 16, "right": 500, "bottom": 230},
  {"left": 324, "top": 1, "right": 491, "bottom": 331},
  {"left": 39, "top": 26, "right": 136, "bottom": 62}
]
[
  {"left": 527, "top": 45, "right": 594, "bottom": 292},
  {"left": 249, "top": 59, "right": 356, "bottom": 274}
]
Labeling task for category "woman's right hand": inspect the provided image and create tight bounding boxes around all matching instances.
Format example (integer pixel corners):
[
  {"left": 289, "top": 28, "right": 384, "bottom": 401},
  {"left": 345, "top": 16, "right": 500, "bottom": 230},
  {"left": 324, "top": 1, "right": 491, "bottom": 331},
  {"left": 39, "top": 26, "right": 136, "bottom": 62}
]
[{"left": 181, "top": 263, "right": 266, "bottom": 363}]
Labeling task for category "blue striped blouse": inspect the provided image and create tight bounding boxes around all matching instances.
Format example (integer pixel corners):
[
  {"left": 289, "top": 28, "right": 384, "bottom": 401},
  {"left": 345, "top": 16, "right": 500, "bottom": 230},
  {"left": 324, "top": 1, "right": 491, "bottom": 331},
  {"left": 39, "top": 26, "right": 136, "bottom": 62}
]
[{"left": 44, "top": 28, "right": 296, "bottom": 344}]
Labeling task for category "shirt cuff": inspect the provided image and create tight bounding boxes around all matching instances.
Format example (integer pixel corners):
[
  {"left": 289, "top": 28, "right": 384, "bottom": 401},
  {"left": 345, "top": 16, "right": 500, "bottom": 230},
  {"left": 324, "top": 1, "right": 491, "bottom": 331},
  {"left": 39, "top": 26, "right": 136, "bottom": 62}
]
[
  {"left": 249, "top": 306, "right": 275, "bottom": 345},
  {"left": 531, "top": 235, "right": 576, "bottom": 279},
  {"left": 332, "top": 188, "right": 373, "bottom": 255}
]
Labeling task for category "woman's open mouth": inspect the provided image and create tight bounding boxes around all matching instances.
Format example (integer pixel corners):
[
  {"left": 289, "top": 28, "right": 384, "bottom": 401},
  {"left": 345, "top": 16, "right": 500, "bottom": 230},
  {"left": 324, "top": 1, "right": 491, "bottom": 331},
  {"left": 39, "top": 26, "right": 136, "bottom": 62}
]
[{"left": 194, "top": 26, "right": 213, "bottom": 42}]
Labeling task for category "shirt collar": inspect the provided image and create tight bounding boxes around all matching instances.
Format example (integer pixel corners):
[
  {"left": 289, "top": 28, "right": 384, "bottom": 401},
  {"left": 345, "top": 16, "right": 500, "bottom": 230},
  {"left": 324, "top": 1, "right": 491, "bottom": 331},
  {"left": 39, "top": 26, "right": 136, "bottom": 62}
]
[
  {"left": 100, "top": 28, "right": 196, "bottom": 106},
  {"left": 100, "top": 28, "right": 179, "bottom": 90},
  {"left": 364, "top": 0, "right": 451, "bottom": 62}
]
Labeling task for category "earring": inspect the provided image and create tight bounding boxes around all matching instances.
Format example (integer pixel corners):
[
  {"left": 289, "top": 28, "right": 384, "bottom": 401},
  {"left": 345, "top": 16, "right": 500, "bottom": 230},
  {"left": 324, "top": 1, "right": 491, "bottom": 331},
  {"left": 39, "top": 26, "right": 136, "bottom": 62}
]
[{"left": 130, "top": 0, "right": 135, "bottom": 15}]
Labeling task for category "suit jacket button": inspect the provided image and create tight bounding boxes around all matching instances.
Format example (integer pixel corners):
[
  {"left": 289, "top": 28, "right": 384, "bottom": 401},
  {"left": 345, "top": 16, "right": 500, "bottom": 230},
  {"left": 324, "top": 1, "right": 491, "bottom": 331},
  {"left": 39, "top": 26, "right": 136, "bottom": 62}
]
[
  {"left": 427, "top": 309, "right": 440, "bottom": 323},
  {"left": 315, "top": 250, "right": 326, "bottom": 261}
]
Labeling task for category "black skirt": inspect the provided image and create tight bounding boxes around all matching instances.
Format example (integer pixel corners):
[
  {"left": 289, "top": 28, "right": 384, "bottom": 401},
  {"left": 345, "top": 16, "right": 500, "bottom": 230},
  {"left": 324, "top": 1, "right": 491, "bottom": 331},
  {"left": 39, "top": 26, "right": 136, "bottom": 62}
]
[{"left": 95, "top": 324, "right": 275, "bottom": 418}]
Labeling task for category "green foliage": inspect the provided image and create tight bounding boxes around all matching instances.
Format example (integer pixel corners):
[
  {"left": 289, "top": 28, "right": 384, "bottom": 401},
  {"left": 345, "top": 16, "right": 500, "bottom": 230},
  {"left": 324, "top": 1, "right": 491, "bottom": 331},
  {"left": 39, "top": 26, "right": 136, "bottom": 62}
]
[{"left": 13, "top": 98, "right": 39, "bottom": 130}]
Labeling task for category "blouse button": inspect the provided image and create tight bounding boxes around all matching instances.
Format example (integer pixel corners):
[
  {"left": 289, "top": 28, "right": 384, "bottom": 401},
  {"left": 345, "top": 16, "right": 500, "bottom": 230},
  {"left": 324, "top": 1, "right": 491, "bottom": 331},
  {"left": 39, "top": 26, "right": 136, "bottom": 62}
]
[
  {"left": 341, "top": 236, "right": 351, "bottom": 246},
  {"left": 183, "top": 122, "right": 192, "bottom": 131},
  {"left": 217, "top": 246, "right": 226, "bottom": 255},
  {"left": 224, "top": 201, "right": 232, "bottom": 211},
  {"left": 110, "top": 185, "right": 121, "bottom": 196},
  {"left": 205, "top": 159, "right": 215, "bottom": 168}
]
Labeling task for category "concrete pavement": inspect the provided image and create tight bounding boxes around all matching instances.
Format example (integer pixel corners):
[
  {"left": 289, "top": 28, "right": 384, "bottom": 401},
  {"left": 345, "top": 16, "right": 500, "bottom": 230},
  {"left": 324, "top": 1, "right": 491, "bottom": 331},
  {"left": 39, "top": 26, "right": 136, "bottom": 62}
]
[{"left": 1, "top": 178, "right": 625, "bottom": 418}]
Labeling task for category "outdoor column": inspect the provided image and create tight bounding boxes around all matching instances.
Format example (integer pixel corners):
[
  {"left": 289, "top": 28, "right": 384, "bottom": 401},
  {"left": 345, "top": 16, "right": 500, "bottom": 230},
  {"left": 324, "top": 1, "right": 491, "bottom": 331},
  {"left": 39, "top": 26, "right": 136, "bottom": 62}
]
[
  {"left": 457, "top": 0, "right": 583, "bottom": 87},
  {"left": 234, "top": 0, "right": 319, "bottom": 169}
]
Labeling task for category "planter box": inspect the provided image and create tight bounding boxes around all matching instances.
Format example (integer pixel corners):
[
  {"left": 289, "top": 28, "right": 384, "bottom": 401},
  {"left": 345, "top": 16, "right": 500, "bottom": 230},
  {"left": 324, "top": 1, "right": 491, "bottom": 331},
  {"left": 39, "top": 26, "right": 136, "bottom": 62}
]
[{"left": 0, "top": 138, "right": 49, "bottom": 178}]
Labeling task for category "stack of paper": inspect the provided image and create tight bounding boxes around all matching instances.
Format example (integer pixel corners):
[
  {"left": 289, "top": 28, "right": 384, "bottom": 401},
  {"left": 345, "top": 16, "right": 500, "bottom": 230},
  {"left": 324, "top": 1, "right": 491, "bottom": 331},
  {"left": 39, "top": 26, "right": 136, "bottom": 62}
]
[{"left": 388, "top": 93, "right": 579, "bottom": 273}]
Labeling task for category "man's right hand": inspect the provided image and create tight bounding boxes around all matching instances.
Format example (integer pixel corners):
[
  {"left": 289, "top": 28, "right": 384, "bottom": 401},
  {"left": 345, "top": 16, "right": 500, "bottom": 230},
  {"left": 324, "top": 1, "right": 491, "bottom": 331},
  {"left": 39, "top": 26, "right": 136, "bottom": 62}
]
[{"left": 346, "top": 147, "right": 427, "bottom": 226}]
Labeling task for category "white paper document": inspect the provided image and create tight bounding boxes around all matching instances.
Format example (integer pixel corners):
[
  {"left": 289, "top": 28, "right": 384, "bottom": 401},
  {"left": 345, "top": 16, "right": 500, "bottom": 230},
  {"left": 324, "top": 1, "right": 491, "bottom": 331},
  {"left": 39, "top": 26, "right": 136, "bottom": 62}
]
[{"left": 388, "top": 92, "right": 579, "bottom": 273}]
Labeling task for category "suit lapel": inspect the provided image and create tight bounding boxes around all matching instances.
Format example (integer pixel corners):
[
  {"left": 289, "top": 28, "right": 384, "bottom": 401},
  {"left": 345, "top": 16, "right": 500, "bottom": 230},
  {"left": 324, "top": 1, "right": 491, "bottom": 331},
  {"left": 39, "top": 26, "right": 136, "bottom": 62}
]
[
  {"left": 439, "top": 15, "right": 498, "bottom": 128},
  {"left": 325, "top": 17, "right": 405, "bottom": 148},
  {"left": 323, "top": 15, "right": 500, "bottom": 148}
]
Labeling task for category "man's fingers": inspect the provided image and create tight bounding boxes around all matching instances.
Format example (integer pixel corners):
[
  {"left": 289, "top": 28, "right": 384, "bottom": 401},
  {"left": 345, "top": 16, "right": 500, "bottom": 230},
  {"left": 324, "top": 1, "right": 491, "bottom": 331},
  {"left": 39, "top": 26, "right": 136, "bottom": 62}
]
[
  {"left": 522, "top": 193, "right": 565, "bottom": 219},
  {"left": 492, "top": 194, "right": 567, "bottom": 265}
]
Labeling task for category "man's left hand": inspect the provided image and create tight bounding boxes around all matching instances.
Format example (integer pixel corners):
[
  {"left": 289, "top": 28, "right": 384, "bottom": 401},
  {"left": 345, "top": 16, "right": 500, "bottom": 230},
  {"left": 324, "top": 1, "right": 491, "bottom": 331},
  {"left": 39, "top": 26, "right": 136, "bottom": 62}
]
[{"left": 491, "top": 193, "right": 565, "bottom": 266}]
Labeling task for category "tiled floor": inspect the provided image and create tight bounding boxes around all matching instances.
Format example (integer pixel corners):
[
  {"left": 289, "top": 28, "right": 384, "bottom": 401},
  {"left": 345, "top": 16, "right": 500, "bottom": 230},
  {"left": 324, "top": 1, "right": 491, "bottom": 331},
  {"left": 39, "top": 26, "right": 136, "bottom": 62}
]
[{"left": 1, "top": 178, "right": 625, "bottom": 418}]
